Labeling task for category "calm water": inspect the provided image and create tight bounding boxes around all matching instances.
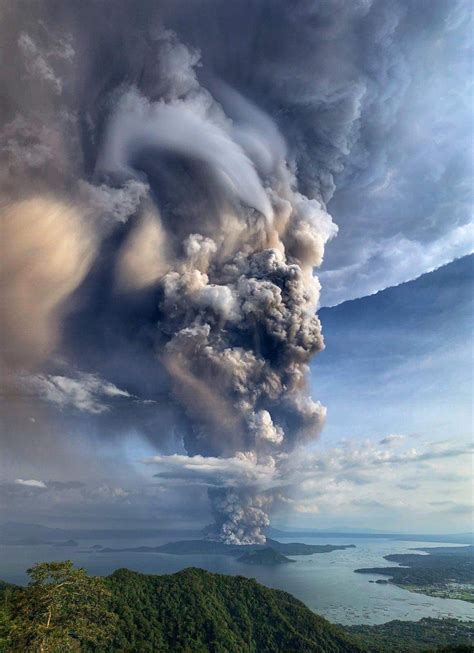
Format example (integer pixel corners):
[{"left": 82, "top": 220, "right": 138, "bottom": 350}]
[{"left": 1, "top": 536, "right": 473, "bottom": 625}]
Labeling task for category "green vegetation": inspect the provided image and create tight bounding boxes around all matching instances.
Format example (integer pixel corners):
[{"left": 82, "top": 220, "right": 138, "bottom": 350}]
[
  {"left": 347, "top": 617, "right": 473, "bottom": 652},
  {"left": 0, "top": 565, "right": 363, "bottom": 652},
  {"left": 0, "top": 582, "right": 17, "bottom": 653},
  {"left": 5, "top": 561, "right": 116, "bottom": 652},
  {"left": 102, "top": 567, "right": 363, "bottom": 652},
  {"left": 237, "top": 547, "right": 295, "bottom": 565},
  {"left": 355, "top": 546, "right": 474, "bottom": 603},
  {"left": 0, "top": 562, "right": 472, "bottom": 652}
]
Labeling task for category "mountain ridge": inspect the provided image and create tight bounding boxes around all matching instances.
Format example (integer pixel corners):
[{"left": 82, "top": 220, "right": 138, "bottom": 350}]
[{"left": 1, "top": 566, "right": 472, "bottom": 651}]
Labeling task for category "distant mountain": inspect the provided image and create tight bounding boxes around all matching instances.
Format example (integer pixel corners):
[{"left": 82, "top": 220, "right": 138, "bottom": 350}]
[
  {"left": 0, "top": 522, "right": 70, "bottom": 544},
  {"left": 0, "top": 521, "right": 199, "bottom": 544},
  {"left": 269, "top": 526, "right": 390, "bottom": 535},
  {"left": 267, "top": 527, "right": 473, "bottom": 545},
  {"left": 237, "top": 547, "right": 295, "bottom": 566}
]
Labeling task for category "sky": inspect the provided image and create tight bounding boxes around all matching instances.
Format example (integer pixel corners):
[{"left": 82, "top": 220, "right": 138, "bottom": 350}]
[
  {"left": 2, "top": 257, "right": 471, "bottom": 534},
  {"left": 298, "top": 255, "right": 473, "bottom": 532},
  {"left": 0, "top": 0, "right": 472, "bottom": 537}
]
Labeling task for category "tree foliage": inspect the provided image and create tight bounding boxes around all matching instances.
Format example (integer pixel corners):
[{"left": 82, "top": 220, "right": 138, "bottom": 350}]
[
  {"left": 0, "top": 583, "right": 16, "bottom": 653},
  {"left": 0, "top": 564, "right": 472, "bottom": 652},
  {"left": 347, "top": 618, "right": 474, "bottom": 652},
  {"left": 97, "top": 567, "right": 364, "bottom": 652},
  {"left": 8, "top": 561, "right": 117, "bottom": 653}
]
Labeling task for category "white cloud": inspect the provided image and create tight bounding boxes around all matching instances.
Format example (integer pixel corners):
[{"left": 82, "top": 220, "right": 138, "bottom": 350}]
[
  {"left": 284, "top": 439, "right": 473, "bottom": 481},
  {"left": 144, "top": 451, "right": 278, "bottom": 488},
  {"left": 273, "top": 437, "right": 473, "bottom": 529},
  {"left": 142, "top": 436, "right": 472, "bottom": 531},
  {"left": 14, "top": 478, "right": 46, "bottom": 488},
  {"left": 24, "top": 371, "right": 133, "bottom": 414},
  {"left": 83, "top": 484, "right": 129, "bottom": 501},
  {"left": 378, "top": 434, "right": 405, "bottom": 447}
]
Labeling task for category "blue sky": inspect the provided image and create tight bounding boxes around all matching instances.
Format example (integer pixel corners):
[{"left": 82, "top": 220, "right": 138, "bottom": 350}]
[
  {"left": 277, "top": 256, "right": 473, "bottom": 532},
  {"left": 315, "top": 255, "right": 473, "bottom": 444}
]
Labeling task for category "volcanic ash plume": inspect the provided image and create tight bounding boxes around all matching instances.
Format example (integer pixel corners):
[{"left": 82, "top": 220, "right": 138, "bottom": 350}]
[{"left": 0, "top": 3, "right": 343, "bottom": 543}]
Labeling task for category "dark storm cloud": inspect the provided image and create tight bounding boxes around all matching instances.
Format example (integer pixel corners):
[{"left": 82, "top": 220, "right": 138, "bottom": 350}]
[
  {"left": 1, "top": 0, "right": 470, "bottom": 541},
  {"left": 163, "top": 0, "right": 472, "bottom": 305}
]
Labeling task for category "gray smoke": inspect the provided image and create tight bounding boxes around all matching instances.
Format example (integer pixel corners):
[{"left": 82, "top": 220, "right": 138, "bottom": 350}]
[
  {"left": 206, "top": 488, "right": 273, "bottom": 545},
  {"left": 1, "top": 0, "right": 468, "bottom": 542}
]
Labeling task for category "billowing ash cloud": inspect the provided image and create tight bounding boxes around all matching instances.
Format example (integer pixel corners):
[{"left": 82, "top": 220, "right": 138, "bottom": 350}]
[
  {"left": 206, "top": 488, "right": 273, "bottom": 545},
  {"left": 1, "top": 1, "right": 470, "bottom": 542}
]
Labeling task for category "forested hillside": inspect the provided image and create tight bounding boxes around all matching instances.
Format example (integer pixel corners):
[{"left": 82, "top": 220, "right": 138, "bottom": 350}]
[
  {"left": 1, "top": 564, "right": 472, "bottom": 652},
  {"left": 101, "top": 567, "right": 364, "bottom": 653}
]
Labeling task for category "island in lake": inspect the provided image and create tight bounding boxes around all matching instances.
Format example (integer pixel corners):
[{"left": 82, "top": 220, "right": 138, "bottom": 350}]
[
  {"left": 98, "top": 538, "right": 355, "bottom": 564},
  {"left": 355, "top": 545, "right": 474, "bottom": 603}
]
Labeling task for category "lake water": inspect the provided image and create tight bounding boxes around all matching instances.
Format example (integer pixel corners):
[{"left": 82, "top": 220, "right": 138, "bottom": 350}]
[{"left": 1, "top": 536, "right": 473, "bottom": 625}]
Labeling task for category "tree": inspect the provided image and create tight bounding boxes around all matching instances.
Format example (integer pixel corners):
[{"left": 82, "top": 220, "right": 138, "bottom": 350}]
[
  {"left": 8, "top": 561, "right": 117, "bottom": 653},
  {"left": 0, "top": 584, "right": 15, "bottom": 653}
]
